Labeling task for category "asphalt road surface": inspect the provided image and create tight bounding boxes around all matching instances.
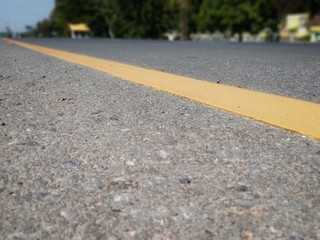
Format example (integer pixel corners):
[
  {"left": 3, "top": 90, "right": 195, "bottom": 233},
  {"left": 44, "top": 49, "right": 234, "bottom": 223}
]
[
  {"left": 20, "top": 38, "right": 320, "bottom": 103},
  {"left": 0, "top": 39, "right": 319, "bottom": 239}
]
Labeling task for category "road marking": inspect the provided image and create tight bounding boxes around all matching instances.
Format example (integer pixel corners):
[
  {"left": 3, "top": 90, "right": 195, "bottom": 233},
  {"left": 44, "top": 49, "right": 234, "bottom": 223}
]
[{"left": 4, "top": 38, "right": 320, "bottom": 140}]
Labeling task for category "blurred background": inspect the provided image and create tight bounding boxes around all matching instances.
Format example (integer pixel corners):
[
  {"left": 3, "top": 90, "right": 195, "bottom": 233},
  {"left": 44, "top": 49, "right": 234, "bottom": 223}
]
[{"left": 1, "top": 0, "right": 320, "bottom": 43}]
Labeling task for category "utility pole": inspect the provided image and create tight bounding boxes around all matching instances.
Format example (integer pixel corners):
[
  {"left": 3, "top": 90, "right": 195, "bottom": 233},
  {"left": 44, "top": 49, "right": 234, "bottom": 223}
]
[{"left": 6, "top": 26, "right": 13, "bottom": 38}]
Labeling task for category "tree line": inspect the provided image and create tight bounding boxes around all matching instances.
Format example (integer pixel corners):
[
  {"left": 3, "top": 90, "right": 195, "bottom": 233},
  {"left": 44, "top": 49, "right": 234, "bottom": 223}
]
[{"left": 28, "top": 0, "right": 320, "bottom": 40}]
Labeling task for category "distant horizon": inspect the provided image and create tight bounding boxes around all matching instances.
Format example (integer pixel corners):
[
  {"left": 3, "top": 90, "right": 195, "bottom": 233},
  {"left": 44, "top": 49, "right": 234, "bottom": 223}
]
[{"left": 0, "top": 0, "right": 54, "bottom": 33}]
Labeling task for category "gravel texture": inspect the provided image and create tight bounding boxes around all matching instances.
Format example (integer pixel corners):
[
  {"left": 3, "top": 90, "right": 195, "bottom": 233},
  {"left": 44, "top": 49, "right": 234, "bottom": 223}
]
[
  {"left": 20, "top": 38, "right": 320, "bottom": 103},
  {"left": 0, "top": 40, "right": 320, "bottom": 239}
]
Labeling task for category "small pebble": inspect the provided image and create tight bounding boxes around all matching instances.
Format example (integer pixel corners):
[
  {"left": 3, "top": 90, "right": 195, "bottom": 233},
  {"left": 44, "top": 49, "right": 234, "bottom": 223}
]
[
  {"left": 179, "top": 178, "right": 191, "bottom": 184},
  {"left": 159, "top": 150, "right": 168, "bottom": 159},
  {"left": 113, "top": 194, "right": 129, "bottom": 202},
  {"left": 126, "top": 160, "right": 135, "bottom": 166},
  {"left": 269, "top": 226, "right": 277, "bottom": 233},
  {"left": 109, "top": 115, "right": 119, "bottom": 121},
  {"left": 236, "top": 185, "right": 249, "bottom": 192},
  {"left": 60, "top": 211, "right": 68, "bottom": 218}
]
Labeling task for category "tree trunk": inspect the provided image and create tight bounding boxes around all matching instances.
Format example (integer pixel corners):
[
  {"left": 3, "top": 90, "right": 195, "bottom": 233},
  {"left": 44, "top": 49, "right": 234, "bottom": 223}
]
[
  {"left": 179, "top": 0, "right": 188, "bottom": 40},
  {"left": 238, "top": 32, "right": 243, "bottom": 42}
]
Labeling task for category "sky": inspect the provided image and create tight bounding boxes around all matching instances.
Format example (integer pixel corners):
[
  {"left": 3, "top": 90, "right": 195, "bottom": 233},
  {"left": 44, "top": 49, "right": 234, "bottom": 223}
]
[{"left": 0, "top": 0, "right": 54, "bottom": 33}]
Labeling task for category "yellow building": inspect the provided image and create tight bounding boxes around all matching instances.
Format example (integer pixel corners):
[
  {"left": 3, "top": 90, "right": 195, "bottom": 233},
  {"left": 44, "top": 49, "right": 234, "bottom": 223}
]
[
  {"left": 69, "top": 23, "right": 90, "bottom": 39},
  {"left": 280, "top": 13, "right": 309, "bottom": 42},
  {"left": 310, "top": 25, "right": 320, "bottom": 42},
  {"left": 309, "top": 15, "right": 320, "bottom": 43}
]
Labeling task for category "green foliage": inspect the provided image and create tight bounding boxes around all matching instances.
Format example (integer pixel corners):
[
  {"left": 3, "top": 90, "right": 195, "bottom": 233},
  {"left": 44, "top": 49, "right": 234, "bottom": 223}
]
[
  {"left": 25, "top": 13, "right": 62, "bottom": 37},
  {"left": 196, "top": 0, "right": 319, "bottom": 40},
  {"left": 272, "top": 0, "right": 320, "bottom": 17},
  {"left": 54, "top": 0, "right": 107, "bottom": 37},
  {"left": 27, "top": 0, "right": 320, "bottom": 39},
  {"left": 34, "top": 18, "right": 57, "bottom": 37},
  {"left": 197, "top": 0, "right": 263, "bottom": 39},
  {"left": 189, "top": 0, "right": 204, "bottom": 32},
  {"left": 104, "top": 0, "right": 170, "bottom": 38}
]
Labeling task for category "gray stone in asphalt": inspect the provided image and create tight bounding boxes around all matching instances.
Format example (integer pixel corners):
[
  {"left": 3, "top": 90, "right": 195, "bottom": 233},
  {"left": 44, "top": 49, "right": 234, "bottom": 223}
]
[{"left": 0, "top": 40, "right": 319, "bottom": 239}]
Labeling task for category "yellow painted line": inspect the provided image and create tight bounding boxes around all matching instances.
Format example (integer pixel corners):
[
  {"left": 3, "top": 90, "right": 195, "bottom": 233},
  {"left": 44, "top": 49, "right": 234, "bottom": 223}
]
[{"left": 3, "top": 38, "right": 320, "bottom": 140}]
